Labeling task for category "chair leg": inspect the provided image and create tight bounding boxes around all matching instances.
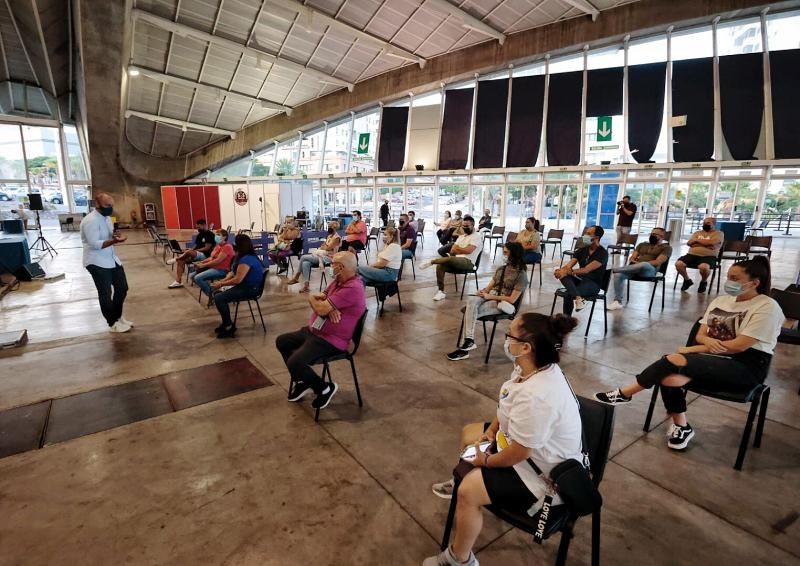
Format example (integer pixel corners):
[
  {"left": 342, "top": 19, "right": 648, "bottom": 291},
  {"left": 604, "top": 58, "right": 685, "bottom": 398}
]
[
  {"left": 555, "top": 519, "right": 575, "bottom": 566},
  {"left": 550, "top": 293, "right": 558, "bottom": 316},
  {"left": 602, "top": 297, "right": 608, "bottom": 334},
  {"left": 643, "top": 385, "right": 660, "bottom": 432},
  {"left": 247, "top": 301, "right": 256, "bottom": 323},
  {"left": 484, "top": 322, "right": 498, "bottom": 364},
  {"left": 456, "top": 312, "right": 465, "bottom": 348},
  {"left": 754, "top": 386, "right": 770, "bottom": 448},
  {"left": 460, "top": 276, "right": 467, "bottom": 300},
  {"left": 315, "top": 362, "right": 331, "bottom": 423},
  {"left": 538, "top": 261, "right": 542, "bottom": 286},
  {"left": 661, "top": 278, "right": 666, "bottom": 309},
  {"left": 453, "top": 273, "right": 458, "bottom": 293},
  {"left": 648, "top": 281, "right": 657, "bottom": 313},
  {"left": 255, "top": 301, "right": 266, "bottom": 333},
  {"left": 349, "top": 356, "right": 363, "bottom": 407},
  {"left": 396, "top": 288, "right": 403, "bottom": 312},
  {"left": 585, "top": 299, "right": 596, "bottom": 338},
  {"left": 233, "top": 302, "right": 239, "bottom": 325},
  {"left": 591, "top": 509, "right": 601, "bottom": 566},
  {"left": 440, "top": 488, "right": 458, "bottom": 551},
  {"left": 735, "top": 395, "right": 760, "bottom": 470},
  {"left": 411, "top": 259, "right": 416, "bottom": 280},
  {"left": 482, "top": 320, "right": 487, "bottom": 343}
]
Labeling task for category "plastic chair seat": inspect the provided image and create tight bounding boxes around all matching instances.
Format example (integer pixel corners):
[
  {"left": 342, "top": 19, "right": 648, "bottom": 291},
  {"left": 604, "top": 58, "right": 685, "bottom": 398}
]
[{"left": 686, "top": 382, "right": 765, "bottom": 404}]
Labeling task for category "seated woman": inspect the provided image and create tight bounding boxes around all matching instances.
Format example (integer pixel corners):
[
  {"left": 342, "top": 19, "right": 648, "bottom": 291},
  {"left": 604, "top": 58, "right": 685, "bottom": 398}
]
[
  {"left": 358, "top": 227, "right": 402, "bottom": 284},
  {"left": 340, "top": 210, "right": 367, "bottom": 254},
  {"left": 435, "top": 211, "right": 452, "bottom": 243},
  {"left": 269, "top": 221, "right": 301, "bottom": 274},
  {"left": 517, "top": 216, "right": 542, "bottom": 265},
  {"left": 425, "top": 313, "right": 582, "bottom": 566},
  {"left": 447, "top": 241, "right": 528, "bottom": 361},
  {"left": 595, "top": 256, "right": 784, "bottom": 451},
  {"left": 192, "top": 229, "right": 235, "bottom": 298},
  {"left": 288, "top": 221, "right": 341, "bottom": 293},
  {"left": 210, "top": 234, "right": 264, "bottom": 338}
]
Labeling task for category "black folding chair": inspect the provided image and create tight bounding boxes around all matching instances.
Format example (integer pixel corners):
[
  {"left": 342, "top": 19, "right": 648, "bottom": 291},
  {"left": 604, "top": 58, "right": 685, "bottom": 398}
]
[
  {"left": 483, "top": 225, "right": 505, "bottom": 250},
  {"left": 626, "top": 259, "right": 669, "bottom": 313},
  {"left": 307, "top": 310, "right": 368, "bottom": 422},
  {"left": 232, "top": 269, "right": 268, "bottom": 333},
  {"left": 364, "top": 261, "right": 404, "bottom": 317},
  {"left": 402, "top": 240, "right": 418, "bottom": 280},
  {"left": 456, "top": 291, "right": 525, "bottom": 364},
  {"left": 494, "top": 231, "right": 516, "bottom": 262},
  {"left": 366, "top": 226, "right": 380, "bottom": 252},
  {"left": 551, "top": 269, "right": 611, "bottom": 337},
  {"left": 542, "top": 229, "right": 565, "bottom": 259},
  {"left": 642, "top": 320, "right": 772, "bottom": 470},
  {"left": 416, "top": 219, "right": 426, "bottom": 249},
  {"left": 607, "top": 233, "right": 638, "bottom": 263},
  {"left": 440, "top": 396, "right": 615, "bottom": 566},
  {"left": 714, "top": 240, "right": 750, "bottom": 292},
  {"left": 450, "top": 252, "right": 483, "bottom": 299}
]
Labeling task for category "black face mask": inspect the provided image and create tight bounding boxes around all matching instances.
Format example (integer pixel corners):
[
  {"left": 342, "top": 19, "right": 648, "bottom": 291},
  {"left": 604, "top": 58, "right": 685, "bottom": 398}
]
[
  {"left": 649, "top": 235, "right": 659, "bottom": 245},
  {"left": 399, "top": 221, "right": 405, "bottom": 226},
  {"left": 702, "top": 224, "right": 712, "bottom": 232},
  {"left": 463, "top": 226, "right": 473, "bottom": 235}
]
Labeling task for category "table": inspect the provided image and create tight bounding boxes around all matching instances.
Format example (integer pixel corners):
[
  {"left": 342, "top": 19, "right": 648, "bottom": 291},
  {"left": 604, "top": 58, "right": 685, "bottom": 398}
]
[
  {"left": 0, "top": 219, "right": 24, "bottom": 234},
  {"left": 0, "top": 234, "right": 31, "bottom": 274}
]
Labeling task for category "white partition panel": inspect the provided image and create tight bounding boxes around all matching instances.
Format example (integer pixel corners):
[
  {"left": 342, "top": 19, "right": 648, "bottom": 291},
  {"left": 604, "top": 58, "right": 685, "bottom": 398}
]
[
  {"left": 218, "top": 184, "right": 237, "bottom": 232},
  {"left": 263, "top": 183, "right": 280, "bottom": 230},
  {"left": 229, "top": 183, "right": 251, "bottom": 231}
]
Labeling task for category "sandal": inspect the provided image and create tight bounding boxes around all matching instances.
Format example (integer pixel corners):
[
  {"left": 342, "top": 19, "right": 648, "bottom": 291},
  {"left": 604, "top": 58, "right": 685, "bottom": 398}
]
[{"left": 298, "top": 284, "right": 310, "bottom": 294}]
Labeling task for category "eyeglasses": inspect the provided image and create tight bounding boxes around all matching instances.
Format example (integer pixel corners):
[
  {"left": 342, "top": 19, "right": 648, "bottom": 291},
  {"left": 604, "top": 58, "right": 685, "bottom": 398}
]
[{"left": 505, "top": 333, "right": 525, "bottom": 342}]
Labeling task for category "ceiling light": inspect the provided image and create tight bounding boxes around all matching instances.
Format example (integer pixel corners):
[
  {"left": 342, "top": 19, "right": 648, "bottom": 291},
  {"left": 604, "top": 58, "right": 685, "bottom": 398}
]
[{"left": 129, "top": 68, "right": 140, "bottom": 77}]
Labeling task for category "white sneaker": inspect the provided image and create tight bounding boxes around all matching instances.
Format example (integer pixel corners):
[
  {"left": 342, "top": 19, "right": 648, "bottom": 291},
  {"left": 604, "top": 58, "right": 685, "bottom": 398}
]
[
  {"left": 665, "top": 423, "right": 677, "bottom": 438},
  {"left": 422, "top": 547, "right": 479, "bottom": 566},
  {"left": 168, "top": 281, "right": 183, "bottom": 289},
  {"left": 109, "top": 320, "right": 131, "bottom": 333},
  {"left": 119, "top": 317, "right": 135, "bottom": 327},
  {"left": 575, "top": 297, "right": 586, "bottom": 311},
  {"left": 433, "top": 290, "right": 446, "bottom": 301},
  {"left": 166, "top": 258, "right": 176, "bottom": 265},
  {"left": 607, "top": 300, "right": 624, "bottom": 311},
  {"left": 418, "top": 261, "right": 433, "bottom": 270}
]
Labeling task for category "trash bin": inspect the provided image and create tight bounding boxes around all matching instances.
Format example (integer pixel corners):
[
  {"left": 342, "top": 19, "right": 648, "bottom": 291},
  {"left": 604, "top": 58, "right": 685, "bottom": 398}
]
[{"left": 667, "top": 218, "right": 682, "bottom": 247}]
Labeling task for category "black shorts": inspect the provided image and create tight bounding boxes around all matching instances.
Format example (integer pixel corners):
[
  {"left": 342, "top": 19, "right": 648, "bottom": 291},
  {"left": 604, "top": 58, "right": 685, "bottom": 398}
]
[
  {"left": 481, "top": 466, "right": 537, "bottom": 513},
  {"left": 678, "top": 254, "right": 717, "bottom": 269}
]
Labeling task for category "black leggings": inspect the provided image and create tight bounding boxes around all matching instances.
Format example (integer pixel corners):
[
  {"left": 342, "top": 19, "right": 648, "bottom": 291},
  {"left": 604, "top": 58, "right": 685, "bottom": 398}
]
[{"left": 636, "top": 349, "right": 772, "bottom": 414}]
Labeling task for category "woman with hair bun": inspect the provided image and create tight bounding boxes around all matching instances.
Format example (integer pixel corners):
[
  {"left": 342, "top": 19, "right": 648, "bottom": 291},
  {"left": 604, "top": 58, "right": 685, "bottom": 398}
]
[
  {"left": 425, "top": 313, "right": 583, "bottom": 566},
  {"left": 595, "top": 255, "right": 784, "bottom": 451}
]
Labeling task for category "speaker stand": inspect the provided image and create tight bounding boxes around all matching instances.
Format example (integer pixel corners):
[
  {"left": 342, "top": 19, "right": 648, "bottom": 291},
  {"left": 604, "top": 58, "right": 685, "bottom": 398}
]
[{"left": 29, "top": 211, "right": 57, "bottom": 258}]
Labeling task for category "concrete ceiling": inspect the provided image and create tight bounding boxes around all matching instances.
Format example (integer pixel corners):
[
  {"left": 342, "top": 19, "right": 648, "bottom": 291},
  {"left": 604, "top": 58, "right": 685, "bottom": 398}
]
[{"left": 124, "top": 0, "right": 641, "bottom": 158}]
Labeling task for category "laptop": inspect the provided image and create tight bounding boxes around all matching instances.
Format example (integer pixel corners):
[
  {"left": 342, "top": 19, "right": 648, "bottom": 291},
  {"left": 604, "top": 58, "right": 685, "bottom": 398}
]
[{"left": 168, "top": 239, "right": 184, "bottom": 254}]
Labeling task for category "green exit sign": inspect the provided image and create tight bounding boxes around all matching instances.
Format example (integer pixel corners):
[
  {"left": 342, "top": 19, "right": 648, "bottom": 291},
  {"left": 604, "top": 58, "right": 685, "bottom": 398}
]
[
  {"left": 357, "top": 133, "right": 370, "bottom": 154},
  {"left": 596, "top": 116, "right": 612, "bottom": 142}
]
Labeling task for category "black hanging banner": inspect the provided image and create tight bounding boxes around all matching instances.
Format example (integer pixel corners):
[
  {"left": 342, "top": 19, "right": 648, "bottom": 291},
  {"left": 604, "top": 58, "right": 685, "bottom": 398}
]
[
  {"left": 472, "top": 79, "right": 510, "bottom": 169},
  {"left": 546, "top": 71, "right": 583, "bottom": 167},
  {"left": 719, "top": 53, "right": 763, "bottom": 160},
  {"left": 586, "top": 67, "right": 623, "bottom": 117},
  {"left": 506, "top": 75, "right": 545, "bottom": 167},
  {"left": 378, "top": 106, "right": 409, "bottom": 172},
  {"left": 438, "top": 88, "right": 474, "bottom": 170},
  {"left": 672, "top": 58, "right": 714, "bottom": 163},
  {"left": 628, "top": 62, "right": 666, "bottom": 163},
  {"left": 770, "top": 48, "right": 800, "bottom": 159}
]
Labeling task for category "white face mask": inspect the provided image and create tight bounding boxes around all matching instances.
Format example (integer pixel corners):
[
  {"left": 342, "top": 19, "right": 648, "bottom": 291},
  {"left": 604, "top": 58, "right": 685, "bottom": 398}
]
[{"left": 503, "top": 338, "right": 522, "bottom": 362}]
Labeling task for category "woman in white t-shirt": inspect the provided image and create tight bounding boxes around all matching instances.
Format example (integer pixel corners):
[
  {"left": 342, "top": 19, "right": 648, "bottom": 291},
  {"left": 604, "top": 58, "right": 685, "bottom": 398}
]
[
  {"left": 425, "top": 313, "right": 583, "bottom": 566},
  {"left": 595, "top": 256, "right": 783, "bottom": 451},
  {"left": 357, "top": 227, "right": 402, "bottom": 284}
]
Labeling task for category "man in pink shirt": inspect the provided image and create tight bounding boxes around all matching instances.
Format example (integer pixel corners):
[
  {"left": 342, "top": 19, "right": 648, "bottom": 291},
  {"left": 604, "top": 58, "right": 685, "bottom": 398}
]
[{"left": 276, "top": 251, "right": 367, "bottom": 411}]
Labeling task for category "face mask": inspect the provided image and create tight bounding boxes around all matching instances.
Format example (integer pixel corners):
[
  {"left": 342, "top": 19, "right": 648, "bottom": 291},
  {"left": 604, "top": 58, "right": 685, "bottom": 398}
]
[
  {"left": 214, "top": 234, "right": 223, "bottom": 244},
  {"left": 399, "top": 221, "right": 405, "bottom": 226},
  {"left": 649, "top": 235, "right": 659, "bottom": 245},
  {"left": 503, "top": 338, "right": 523, "bottom": 362},
  {"left": 724, "top": 281, "right": 748, "bottom": 297},
  {"left": 582, "top": 235, "right": 592, "bottom": 245},
  {"left": 463, "top": 227, "right": 473, "bottom": 235},
  {"left": 702, "top": 224, "right": 712, "bottom": 232},
  {"left": 99, "top": 206, "right": 113, "bottom": 217},
  {"left": 500, "top": 256, "right": 508, "bottom": 265}
]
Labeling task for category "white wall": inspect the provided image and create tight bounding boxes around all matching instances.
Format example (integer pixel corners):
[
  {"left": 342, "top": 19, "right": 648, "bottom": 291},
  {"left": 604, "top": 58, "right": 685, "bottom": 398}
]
[{"left": 406, "top": 103, "right": 441, "bottom": 171}]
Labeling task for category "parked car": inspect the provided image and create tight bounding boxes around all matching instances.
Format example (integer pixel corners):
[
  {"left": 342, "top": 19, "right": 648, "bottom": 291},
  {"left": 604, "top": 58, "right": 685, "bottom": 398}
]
[
  {"left": 0, "top": 192, "right": 11, "bottom": 201},
  {"left": 46, "top": 192, "right": 64, "bottom": 205}
]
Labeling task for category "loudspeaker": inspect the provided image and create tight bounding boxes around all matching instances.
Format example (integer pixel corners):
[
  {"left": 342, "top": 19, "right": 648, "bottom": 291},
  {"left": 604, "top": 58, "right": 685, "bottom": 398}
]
[
  {"left": 28, "top": 193, "right": 43, "bottom": 211},
  {"left": 14, "top": 262, "right": 45, "bottom": 281}
]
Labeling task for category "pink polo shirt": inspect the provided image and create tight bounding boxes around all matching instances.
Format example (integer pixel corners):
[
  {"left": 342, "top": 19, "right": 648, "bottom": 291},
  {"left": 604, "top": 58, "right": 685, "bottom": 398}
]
[
  {"left": 309, "top": 275, "right": 367, "bottom": 351},
  {"left": 346, "top": 220, "right": 367, "bottom": 244}
]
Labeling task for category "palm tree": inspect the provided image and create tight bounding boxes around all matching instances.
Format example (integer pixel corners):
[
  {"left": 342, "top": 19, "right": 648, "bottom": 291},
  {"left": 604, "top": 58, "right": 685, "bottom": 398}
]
[{"left": 275, "top": 158, "right": 295, "bottom": 175}]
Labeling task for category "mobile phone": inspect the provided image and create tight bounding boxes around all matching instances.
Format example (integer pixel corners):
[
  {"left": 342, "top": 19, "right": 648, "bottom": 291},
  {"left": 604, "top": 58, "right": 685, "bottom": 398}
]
[{"left": 460, "top": 441, "right": 492, "bottom": 461}]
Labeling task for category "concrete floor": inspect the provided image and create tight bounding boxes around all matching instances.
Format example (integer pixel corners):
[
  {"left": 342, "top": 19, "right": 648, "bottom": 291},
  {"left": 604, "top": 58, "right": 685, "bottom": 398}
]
[{"left": 0, "top": 227, "right": 798, "bottom": 565}]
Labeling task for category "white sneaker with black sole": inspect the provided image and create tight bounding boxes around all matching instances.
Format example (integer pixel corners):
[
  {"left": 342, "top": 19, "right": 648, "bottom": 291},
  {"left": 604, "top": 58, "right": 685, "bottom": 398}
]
[
  {"left": 168, "top": 281, "right": 183, "bottom": 289},
  {"left": 667, "top": 424, "right": 694, "bottom": 450},
  {"left": 459, "top": 339, "right": 477, "bottom": 351},
  {"left": 432, "top": 478, "right": 455, "bottom": 500},
  {"left": 447, "top": 349, "right": 470, "bottom": 361},
  {"left": 594, "top": 389, "right": 632, "bottom": 406}
]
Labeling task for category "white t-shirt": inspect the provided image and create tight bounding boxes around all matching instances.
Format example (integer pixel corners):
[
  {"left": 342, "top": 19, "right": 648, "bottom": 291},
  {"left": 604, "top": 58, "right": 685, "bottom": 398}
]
[
  {"left": 454, "top": 231, "right": 482, "bottom": 264},
  {"left": 496, "top": 364, "right": 583, "bottom": 511},
  {"left": 378, "top": 243, "right": 402, "bottom": 270},
  {"left": 701, "top": 294, "right": 784, "bottom": 354}
]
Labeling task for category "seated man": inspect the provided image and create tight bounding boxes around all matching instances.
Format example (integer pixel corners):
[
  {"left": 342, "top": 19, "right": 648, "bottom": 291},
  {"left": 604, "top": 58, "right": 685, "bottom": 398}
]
[
  {"left": 398, "top": 213, "right": 417, "bottom": 260},
  {"left": 358, "top": 227, "right": 402, "bottom": 284},
  {"left": 167, "top": 218, "right": 216, "bottom": 288},
  {"left": 607, "top": 227, "right": 671, "bottom": 310},
  {"left": 419, "top": 215, "right": 481, "bottom": 302},
  {"left": 553, "top": 225, "right": 608, "bottom": 314},
  {"left": 192, "top": 229, "right": 235, "bottom": 298},
  {"left": 477, "top": 208, "right": 492, "bottom": 232},
  {"left": 408, "top": 210, "right": 418, "bottom": 233},
  {"left": 676, "top": 216, "right": 723, "bottom": 293},
  {"left": 277, "top": 252, "right": 366, "bottom": 411},
  {"left": 340, "top": 210, "right": 367, "bottom": 254}
]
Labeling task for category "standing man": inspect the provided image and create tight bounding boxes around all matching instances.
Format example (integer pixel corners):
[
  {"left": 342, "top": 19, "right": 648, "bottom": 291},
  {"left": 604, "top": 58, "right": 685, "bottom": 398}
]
[
  {"left": 380, "top": 199, "right": 390, "bottom": 227},
  {"left": 166, "top": 218, "right": 216, "bottom": 288},
  {"left": 615, "top": 195, "right": 637, "bottom": 241},
  {"left": 80, "top": 192, "right": 132, "bottom": 333},
  {"left": 554, "top": 225, "right": 608, "bottom": 314},
  {"left": 675, "top": 217, "right": 723, "bottom": 293}
]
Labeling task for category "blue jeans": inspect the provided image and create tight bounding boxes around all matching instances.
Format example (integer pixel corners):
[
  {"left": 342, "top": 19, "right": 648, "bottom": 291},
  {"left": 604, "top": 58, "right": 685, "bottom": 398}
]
[
  {"left": 524, "top": 250, "right": 542, "bottom": 264},
  {"left": 559, "top": 275, "right": 600, "bottom": 315},
  {"left": 612, "top": 262, "right": 657, "bottom": 301},
  {"left": 193, "top": 268, "right": 228, "bottom": 297},
  {"left": 299, "top": 254, "right": 331, "bottom": 282},
  {"left": 402, "top": 249, "right": 414, "bottom": 260},
  {"left": 214, "top": 284, "right": 259, "bottom": 327},
  {"left": 358, "top": 266, "right": 398, "bottom": 284}
]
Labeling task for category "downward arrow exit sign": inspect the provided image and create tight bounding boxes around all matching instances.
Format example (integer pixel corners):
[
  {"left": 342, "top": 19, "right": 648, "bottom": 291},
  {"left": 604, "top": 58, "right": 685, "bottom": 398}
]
[
  {"left": 357, "top": 133, "right": 370, "bottom": 154},
  {"left": 596, "top": 116, "right": 612, "bottom": 142}
]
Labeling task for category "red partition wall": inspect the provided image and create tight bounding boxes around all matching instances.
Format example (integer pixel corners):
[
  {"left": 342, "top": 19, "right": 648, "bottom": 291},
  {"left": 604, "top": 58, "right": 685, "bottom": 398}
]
[
  {"left": 161, "top": 186, "right": 179, "bottom": 229},
  {"left": 188, "top": 187, "right": 206, "bottom": 227},
  {"left": 202, "top": 185, "right": 221, "bottom": 229},
  {"left": 175, "top": 186, "right": 192, "bottom": 229}
]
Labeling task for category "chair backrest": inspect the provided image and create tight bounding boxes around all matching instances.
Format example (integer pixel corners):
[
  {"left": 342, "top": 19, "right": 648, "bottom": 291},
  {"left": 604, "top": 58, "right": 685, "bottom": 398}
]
[
  {"left": 724, "top": 239, "right": 750, "bottom": 254},
  {"left": 771, "top": 287, "right": 800, "bottom": 321},
  {"left": 505, "top": 231, "right": 518, "bottom": 243},
  {"left": 686, "top": 318, "right": 703, "bottom": 347},
  {"left": 620, "top": 233, "right": 638, "bottom": 246},
  {"left": 369, "top": 226, "right": 380, "bottom": 236},
  {"left": 349, "top": 310, "right": 369, "bottom": 355},
  {"left": 547, "top": 229, "right": 564, "bottom": 240},
  {"left": 226, "top": 225, "right": 232, "bottom": 233},
  {"left": 290, "top": 237, "right": 304, "bottom": 254},
  {"left": 577, "top": 396, "right": 615, "bottom": 485},
  {"left": 66, "top": 217, "right": 74, "bottom": 224},
  {"left": 255, "top": 268, "right": 269, "bottom": 299},
  {"left": 746, "top": 235, "right": 772, "bottom": 249},
  {"left": 600, "top": 268, "right": 612, "bottom": 292},
  {"left": 492, "top": 225, "right": 505, "bottom": 235},
  {"left": 657, "top": 258, "right": 669, "bottom": 275},
  {"left": 417, "top": 219, "right": 425, "bottom": 233},
  {"left": 473, "top": 251, "right": 483, "bottom": 271},
  {"left": 758, "top": 219, "right": 769, "bottom": 229},
  {"left": 250, "top": 222, "right": 255, "bottom": 230},
  {"left": 409, "top": 239, "right": 418, "bottom": 254}
]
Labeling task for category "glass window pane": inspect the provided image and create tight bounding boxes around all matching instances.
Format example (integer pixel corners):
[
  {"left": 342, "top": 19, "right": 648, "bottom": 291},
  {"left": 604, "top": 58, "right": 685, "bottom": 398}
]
[
  {"left": 585, "top": 115, "right": 624, "bottom": 164},
  {"left": 63, "top": 125, "right": 88, "bottom": 180},
  {"left": 350, "top": 111, "right": 379, "bottom": 173},
  {"left": 323, "top": 119, "right": 351, "bottom": 173},
  {"left": 0, "top": 182, "right": 29, "bottom": 207},
  {"left": 548, "top": 54, "right": 584, "bottom": 74},
  {"left": 628, "top": 35, "right": 667, "bottom": 65},
  {"left": 513, "top": 62, "right": 545, "bottom": 77},
  {"left": 299, "top": 129, "right": 325, "bottom": 174},
  {"left": 505, "top": 184, "right": 538, "bottom": 232},
  {"left": 412, "top": 92, "right": 442, "bottom": 107},
  {"left": 717, "top": 17, "right": 763, "bottom": 55},
  {"left": 252, "top": 149, "right": 273, "bottom": 176},
  {"left": 23, "top": 125, "right": 68, "bottom": 217},
  {"left": 275, "top": 139, "right": 299, "bottom": 175},
  {"left": 438, "top": 183, "right": 468, "bottom": 220},
  {"left": 587, "top": 45, "right": 624, "bottom": 70},
  {"left": 0, "top": 125, "right": 27, "bottom": 179},
  {"left": 361, "top": 187, "right": 375, "bottom": 225},
  {"left": 470, "top": 185, "right": 502, "bottom": 219},
  {"left": 766, "top": 11, "right": 800, "bottom": 52},
  {"left": 70, "top": 184, "right": 90, "bottom": 214},
  {"left": 407, "top": 185, "right": 434, "bottom": 232},
  {"left": 671, "top": 26, "right": 713, "bottom": 61},
  {"left": 214, "top": 159, "right": 250, "bottom": 178}
]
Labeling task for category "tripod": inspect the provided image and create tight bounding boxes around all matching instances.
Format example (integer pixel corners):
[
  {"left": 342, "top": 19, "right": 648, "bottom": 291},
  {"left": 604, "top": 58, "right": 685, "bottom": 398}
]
[{"left": 29, "top": 210, "right": 57, "bottom": 258}]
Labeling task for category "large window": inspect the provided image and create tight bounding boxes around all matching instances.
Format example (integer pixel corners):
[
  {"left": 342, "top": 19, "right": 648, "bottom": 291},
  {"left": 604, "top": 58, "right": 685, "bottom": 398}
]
[
  {"left": 627, "top": 35, "right": 667, "bottom": 65},
  {"left": 717, "top": 17, "right": 763, "bottom": 55},
  {"left": 323, "top": 118, "right": 351, "bottom": 174},
  {"left": 505, "top": 183, "right": 538, "bottom": 232},
  {"left": 274, "top": 138, "right": 300, "bottom": 175},
  {"left": 548, "top": 53, "right": 583, "bottom": 74},
  {"left": 766, "top": 10, "right": 800, "bottom": 51},
  {"left": 0, "top": 124, "right": 27, "bottom": 179},
  {"left": 63, "top": 125, "right": 88, "bottom": 181},
  {"left": 350, "top": 111, "right": 379, "bottom": 173},
  {"left": 671, "top": 26, "right": 713, "bottom": 61},
  {"left": 252, "top": 147, "right": 274, "bottom": 176},
  {"left": 299, "top": 129, "right": 325, "bottom": 174},
  {"left": 23, "top": 125, "right": 68, "bottom": 214},
  {"left": 471, "top": 185, "right": 502, "bottom": 221}
]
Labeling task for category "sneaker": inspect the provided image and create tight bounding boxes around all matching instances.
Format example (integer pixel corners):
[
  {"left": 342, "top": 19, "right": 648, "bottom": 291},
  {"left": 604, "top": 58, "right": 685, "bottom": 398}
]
[
  {"left": 697, "top": 281, "right": 707, "bottom": 293},
  {"left": 216, "top": 326, "right": 237, "bottom": 339},
  {"left": 575, "top": 297, "right": 586, "bottom": 311},
  {"left": 447, "top": 349, "right": 470, "bottom": 361},
  {"left": 680, "top": 278, "right": 694, "bottom": 292},
  {"left": 607, "top": 300, "right": 624, "bottom": 311},
  {"left": 311, "top": 382, "right": 339, "bottom": 410},
  {"left": 667, "top": 424, "right": 695, "bottom": 450},
  {"left": 422, "top": 547, "right": 479, "bottom": 566},
  {"left": 119, "top": 317, "right": 135, "bottom": 327},
  {"left": 594, "top": 389, "right": 632, "bottom": 406},
  {"left": 432, "top": 478, "right": 455, "bottom": 500},
  {"left": 460, "top": 339, "right": 477, "bottom": 351},
  {"left": 109, "top": 320, "right": 131, "bottom": 333},
  {"left": 214, "top": 323, "right": 227, "bottom": 333},
  {"left": 665, "top": 422, "right": 677, "bottom": 438},
  {"left": 166, "top": 258, "right": 176, "bottom": 266},
  {"left": 287, "top": 381, "right": 312, "bottom": 402},
  {"left": 418, "top": 260, "right": 433, "bottom": 271},
  {"left": 433, "top": 290, "right": 446, "bottom": 301},
  {"left": 168, "top": 281, "right": 184, "bottom": 289}
]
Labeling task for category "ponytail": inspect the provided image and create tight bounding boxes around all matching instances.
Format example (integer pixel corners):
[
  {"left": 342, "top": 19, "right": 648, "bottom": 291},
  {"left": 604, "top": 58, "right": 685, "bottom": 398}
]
[{"left": 517, "top": 313, "right": 579, "bottom": 366}]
